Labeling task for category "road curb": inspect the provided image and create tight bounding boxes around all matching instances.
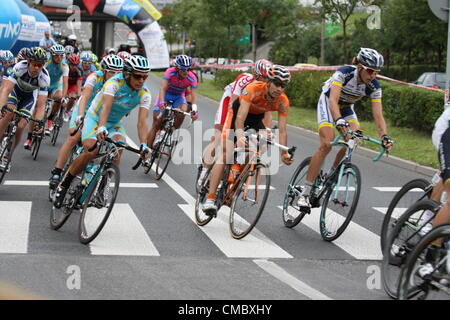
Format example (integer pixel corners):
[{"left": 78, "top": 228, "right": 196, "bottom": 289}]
[{"left": 284, "top": 123, "right": 436, "bottom": 178}]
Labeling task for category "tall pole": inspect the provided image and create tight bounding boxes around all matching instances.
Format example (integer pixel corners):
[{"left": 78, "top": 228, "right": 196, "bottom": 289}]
[
  {"left": 320, "top": 18, "right": 325, "bottom": 65},
  {"left": 446, "top": 0, "right": 450, "bottom": 106},
  {"left": 252, "top": 23, "right": 257, "bottom": 62}
]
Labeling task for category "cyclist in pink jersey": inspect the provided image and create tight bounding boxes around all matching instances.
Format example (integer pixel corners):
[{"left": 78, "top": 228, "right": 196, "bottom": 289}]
[{"left": 146, "top": 54, "right": 198, "bottom": 150}]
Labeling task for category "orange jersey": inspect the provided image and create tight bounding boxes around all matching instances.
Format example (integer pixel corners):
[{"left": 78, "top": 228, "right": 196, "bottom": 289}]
[{"left": 239, "top": 81, "right": 289, "bottom": 117}]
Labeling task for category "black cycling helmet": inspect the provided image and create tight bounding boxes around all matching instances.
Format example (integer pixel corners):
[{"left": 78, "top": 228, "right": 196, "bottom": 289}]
[{"left": 27, "top": 47, "right": 48, "bottom": 64}]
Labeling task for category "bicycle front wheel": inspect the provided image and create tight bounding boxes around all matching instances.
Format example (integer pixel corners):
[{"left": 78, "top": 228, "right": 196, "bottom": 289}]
[
  {"left": 155, "top": 129, "right": 178, "bottom": 180},
  {"left": 282, "top": 156, "right": 311, "bottom": 228},
  {"left": 78, "top": 164, "right": 120, "bottom": 244},
  {"left": 229, "top": 162, "right": 270, "bottom": 239},
  {"left": 398, "top": 223, "right": 450, "bottom": 300},
  {"left": 31, "top": 134, "right": 42, "bottom": 160},
  {"left": 195, "top": 166, "right": 214, "bottom": 226},
  {"left": 320, "top": 163, "right": 361, "bottom": 242},
  {"left": 49, "top": 177, "right": 80, "bottom": 230},
  {"left": 0, "top": 137, "right": 13, "bottom": 185},
  {"left": 382, "top": 199, "right": 439, "bottom": 299},
  {"left": 380, "top": 178, "right": 431, "bottom": 254}
]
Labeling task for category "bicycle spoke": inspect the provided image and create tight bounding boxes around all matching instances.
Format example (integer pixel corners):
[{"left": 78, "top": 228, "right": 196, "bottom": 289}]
[{"left": 229, "top": 163, "right": 270, "bottom": 239}]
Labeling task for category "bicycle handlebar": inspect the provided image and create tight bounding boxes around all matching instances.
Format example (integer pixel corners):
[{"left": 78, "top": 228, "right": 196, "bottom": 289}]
[
  {"left": 1, "top": 105, "right": 44, "bottom": 125},
  {"left": 235, "top": 131, "right": 297, "bottom": 160},
  {"left": 332, "top": 129, "right": 385, "bottom": 162}
]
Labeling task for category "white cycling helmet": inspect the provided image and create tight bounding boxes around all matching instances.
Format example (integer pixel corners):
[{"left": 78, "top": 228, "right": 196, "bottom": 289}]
[
  {"left": 68, "top": 34, "right": 77, "bottom": 41},
  {"left": 123, "top": 55, "right": 150, "bottom": 73},
  {"left": 101, "top": 54, "right": 123, "bottom": 72}
]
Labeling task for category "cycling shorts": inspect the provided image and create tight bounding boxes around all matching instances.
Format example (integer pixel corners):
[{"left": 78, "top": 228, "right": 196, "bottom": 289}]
[
  {"left": 68, "top": 83, "right": 78, "bottom": 94},
  {"left": 153, "top": 92, "right": 186, "bottom": 113},
  {"left": 7, "top": 86, "right": 37, "bottom": 112},
  {"left": 81, "top": 114, "right": 126, "bottom": 142},
  {"left": 317, "top": 92, "right": 359, "bottom": 130},
  {"left": 49, "top": 82, "right": 63, "bottom": 95},
  {"left": 215, "top": 93, "right": 231, "bottom": 126},
  {"left": 439, "top": 127, "right": 450, "bottom": 184}
]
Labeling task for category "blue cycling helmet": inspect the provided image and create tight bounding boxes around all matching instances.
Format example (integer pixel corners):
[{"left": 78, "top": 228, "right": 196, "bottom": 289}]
[
  {"left": 0, "top": 50, "right": 14, "bottom": 63},
  {"left": 174, "top": 54, "right": 193, "bottom": 70},
  {"left": 357, "top": 48, "right": 384, "bottom": 70},
  {"left": 80, "top": 51, "right": 93, "bottom": 63}
]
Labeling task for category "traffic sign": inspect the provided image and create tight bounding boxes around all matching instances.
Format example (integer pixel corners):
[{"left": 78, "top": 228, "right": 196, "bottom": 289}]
[
  {"left": 428, "top": 0, "right": 449, "bottom": 22},
  {"left": 238, "top": 24, "right": 251, "bottom": 45}
]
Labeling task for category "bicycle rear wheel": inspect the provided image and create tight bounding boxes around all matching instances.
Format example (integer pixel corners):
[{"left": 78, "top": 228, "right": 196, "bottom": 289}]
[
  {"left": 319, "top": 163, "right": 361, "bottom": 242},
  {"left": 155, "top": 129, "right": 178, "bottom": 180},
  {"left": 195, "top": 166, "right": 214, "bottom": 226},
  {"left": 78, "top": 164, "right": 120, "bottom": 244},
  {"left": 398, "top": 223, "right": 450, "bottom": 300},
  {"left": 229, "top": 162, "right": 270, "bottom": 239},
  {"left": 380, "top": 178, "right": 431, "bottom": 254},
  {"left": 382, "top": 199, "right": 439, "bottom": 299},
  {"left": 282, "top": 156, "right": 311, "bottom": 228},
  {"left": 49, "top": 177, "right": 80, "bottom": 230},
  {"left": 51, "top": 110, "right": 63, "bottom": 146}
]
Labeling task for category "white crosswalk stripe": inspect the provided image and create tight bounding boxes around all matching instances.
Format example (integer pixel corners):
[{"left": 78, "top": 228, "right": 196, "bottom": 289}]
[
  {"left": 0, "top": 201, "right": 32, "bottom": 254},
  {"left": 278, "top": 206, "right": 382, "bottom": 260}
]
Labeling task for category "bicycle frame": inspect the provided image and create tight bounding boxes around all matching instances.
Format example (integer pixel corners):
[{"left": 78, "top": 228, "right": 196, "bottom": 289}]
[{"left": 309, "top": 129, "right": 385, "bottom": 207}]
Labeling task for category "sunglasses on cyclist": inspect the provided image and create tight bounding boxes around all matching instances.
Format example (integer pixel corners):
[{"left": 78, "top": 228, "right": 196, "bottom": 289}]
[
  {"left": 105, "top": 69, "right": 120, "bottom": 75},
  {"left": 30, "top": 61, "right": 45, "bottom": 68},
  {"left": 131, "top": 73, "right": 148, "bottom": 81},
  {"left": 272, "top": 80, "right": 288, "bottom": 89},
  {"left": 177, "top": 67, "right": 190, "bottom": 72},
  {"left": 361, "top": 65, "right": 379, "bottom": 75}
]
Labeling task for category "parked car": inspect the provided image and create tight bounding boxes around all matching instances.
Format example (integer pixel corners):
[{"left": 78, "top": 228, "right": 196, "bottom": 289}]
[{"left": 413, "top": 72, "right": 446, "bottom": 89}]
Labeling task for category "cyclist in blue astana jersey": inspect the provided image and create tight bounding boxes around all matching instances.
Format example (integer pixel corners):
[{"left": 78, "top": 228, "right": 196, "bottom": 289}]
[
  {"left": 0, "top": 47, "right": 50, "bottom": 171},
  {"left": 49, "top": 54, "right": 124, "bottom": 189},
  {"left": 24, "top": 44, "right": 69, "bottom": 149},
  {"left": 53, "top": 55, "right": 152, "bottom": 208},
  {"left": 79, "top": 51, "right": 97, "bottom": 85},
  {"left": 296, "top": 48, "right": 394, "bottom": 213},
  {"left": 0, "top": 50, "right": 15, "bottom": 88}
]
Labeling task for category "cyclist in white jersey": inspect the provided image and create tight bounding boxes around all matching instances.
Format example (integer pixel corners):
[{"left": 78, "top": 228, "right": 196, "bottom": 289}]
[
  {"left": 296, "top": 48, "right": 394, "bottom": 213},
  {"left": 53, "top": 55, "right": 152, "bottom": 208},
  {"left": 0, "top": 47, "right": 50, "bottom": 171}
]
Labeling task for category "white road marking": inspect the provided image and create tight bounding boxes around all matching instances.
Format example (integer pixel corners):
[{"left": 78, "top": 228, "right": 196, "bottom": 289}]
[
  {"left": 279, "top": 206, "right": 382, "bottom": 260},
  {"left": 373, "top": 207, "right": 408, "bottom": 219},
  {"left": 124, "top": 135, "right": 292, "bottom": 259},
  {"left": 4, "top": 181, "right": 157, "bottom": 188},
  {"left": 0, "top": 201, "right": 31, "bottom": 253},
  {"left": 89, "top": 203, "right": 160, "bottom": 256},
  {"left": 372, "top": 187, "right": 424, "bottom": 192},
  {"left": 253, "top": 259, "right": 332, "bottom": 300}
]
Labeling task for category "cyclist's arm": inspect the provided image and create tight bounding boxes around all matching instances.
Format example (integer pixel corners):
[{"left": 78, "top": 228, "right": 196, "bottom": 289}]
[
  {"left": 263, "top": 111, "right": 272, "bottom": 129},
  {"left": 278, "top": 114, "right": 289, "bottom": 156},
  {"left": 0, "top": 79, "right": 15, "bottom": 108},
  {"left": 98, "top": 94, "right": 114, "bottom": 128},
  {"left": 76, "top": 78, "right": 82, "bottom": 97},
  {"left": 137, "top": 107, "right": 149, "bottom": 145},
  {"left": 235, "top": 99, "right": 250, "bottom": 141},
  {"left": 228, "top": 94, "right": 239, "bottom": 109},
  {"left": 159, "top": 79, "right": 168, "bottom": 105},
  {"left": 329, "top": 84, "right": 343, "bottom": 121},
  {"left": 77, "top": 85, "right": 93, "bottom": 117},
  {"left": 189, "top": 88, "right": 197, "bottom": 105},
  {"left": 371, "top": 100, "right": 388, "bottom": 137},
  {"left": 34, "top": 94, "right": 47, "bottom": 120}
]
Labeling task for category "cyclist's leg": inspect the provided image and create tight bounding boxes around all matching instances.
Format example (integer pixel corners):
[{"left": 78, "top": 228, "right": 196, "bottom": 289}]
[
  {"left": 173, "top": 95, "right": 188, "bottom": 129},
  {"left": 25, "top": 94, "right": 39, "bottom": 146},
  {"left": 146, "top": 112, "right": 163, "bottom": 149},
  {"left": 48, "top": 86, "right": 62, "bottom": 120},
  {"left": 331, "top": 110, "right": 360, "bottom": 169},
  {"left": 11, "top": 91, "right": 35, "bottom": 152},
  {"left": 431, "top": 128, "right": 450, "bottom": 243},
  {"left": 109, "top": 123, "right": 126, "bottom": 165}
]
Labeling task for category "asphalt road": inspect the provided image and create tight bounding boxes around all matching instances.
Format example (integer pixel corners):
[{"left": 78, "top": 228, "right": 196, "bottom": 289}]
[{"left": 0, "top": 74, "right": 431, "bottom": 300}]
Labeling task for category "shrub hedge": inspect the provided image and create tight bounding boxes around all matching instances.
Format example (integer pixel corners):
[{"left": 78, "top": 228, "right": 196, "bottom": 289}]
[{"left": 214, "top": 69, "right": 445, "bottom": 133}]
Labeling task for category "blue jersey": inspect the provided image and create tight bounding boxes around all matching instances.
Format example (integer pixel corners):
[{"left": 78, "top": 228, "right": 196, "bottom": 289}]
[
  {"left": 83, "top": 70, "right": 106, "bottom": 108},
  {"left": 87, "top": 73, "right": 151, "bottom": 124},
  {"left": 79, "top": 63, "right": 97, "bottom": 85},
  {"left": 322, "top": 65, "right": 382, "bottom": 106},
  {"left": 46, "top": 57, "right": 69, "bottom": 86}
]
